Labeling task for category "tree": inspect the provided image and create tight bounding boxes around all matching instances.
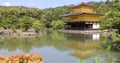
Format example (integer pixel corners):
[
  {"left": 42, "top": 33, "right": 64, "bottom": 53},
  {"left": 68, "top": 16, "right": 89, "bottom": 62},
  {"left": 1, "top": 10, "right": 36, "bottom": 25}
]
[
  {"left": 50, "top": 20, "right": 64, "bottom": 29},
  {"left": 100, "top": 0, "right": 120, "bottom": 33},
  {"left": 0, "top": 5, "right": 70, "bottom": 30},
  {"left": 0, "top": 6, "right": 43, "bottom": 30},
  {"left": 7, "top": 15, "right": 19, "bottom": 31},
  {"left": 20, "top": 16, "right": 34, "bottom": 31},
  {"left": 41, "top": 6, "right": 70, "bottom": 28},
  {"left": 32, "top": 20, "right": 45, "bottom": 32},
  {"left": 0, "top": 15, "right": 3, "bottom": 27}
]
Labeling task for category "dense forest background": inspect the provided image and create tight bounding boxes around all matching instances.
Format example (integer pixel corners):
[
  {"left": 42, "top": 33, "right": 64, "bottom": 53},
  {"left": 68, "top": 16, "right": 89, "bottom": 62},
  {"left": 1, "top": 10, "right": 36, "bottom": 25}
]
[{"left": 0, "top": 0, "right": 119, "bottom": 32}]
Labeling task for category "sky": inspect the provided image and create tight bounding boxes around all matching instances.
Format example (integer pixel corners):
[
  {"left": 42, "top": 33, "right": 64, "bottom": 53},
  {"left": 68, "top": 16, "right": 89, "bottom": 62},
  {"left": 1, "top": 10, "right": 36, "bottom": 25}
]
[{"left": 0, "top": 0, "right": 106, "bottom": 9}]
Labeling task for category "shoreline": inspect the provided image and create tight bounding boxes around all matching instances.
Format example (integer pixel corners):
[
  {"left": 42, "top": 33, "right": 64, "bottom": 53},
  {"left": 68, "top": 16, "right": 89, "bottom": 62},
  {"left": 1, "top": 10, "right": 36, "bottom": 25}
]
[
  {"left": 59, "top": 29, "right": 102, "bottom": 34},
  {"left": 59, "top": 29, "right": 114, "bottom": 35}
]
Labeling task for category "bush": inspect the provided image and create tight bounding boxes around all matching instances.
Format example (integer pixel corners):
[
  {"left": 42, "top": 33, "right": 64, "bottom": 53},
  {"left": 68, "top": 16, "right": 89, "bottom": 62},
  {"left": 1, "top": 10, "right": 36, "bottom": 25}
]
[
  {"left": 50, "top": 20, "right": 64, "bottom": 29},
  {"left": 32, "top": 20, "right": 45, "bottom": 32},
  {"left": 0, "top": 54, "right": 43, "bottom": 63}
]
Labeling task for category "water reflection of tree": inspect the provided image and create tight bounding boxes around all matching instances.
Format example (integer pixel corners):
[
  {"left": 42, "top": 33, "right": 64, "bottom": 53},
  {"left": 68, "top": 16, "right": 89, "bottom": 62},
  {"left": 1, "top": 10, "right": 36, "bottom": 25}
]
[
  {"left": 0, "top": 31, "right": 67, "bottom": 52},
  {"left": 96, "top": 50, "right": 120, "bottom": 63},
  {"left": 39, "top": 31, "right": 68, "bottom": 51},
  {"left": 98, "top": 35, "right": 120, "bottom": 63},
  {"left": 0, "top": 31, "right": 120, "bottom": 63},
  {"left": 0, "top": 31, "right": 99, "bottom": 53},
  {"left": 0, "top": 38, "right": 44, "bottom": 53}
]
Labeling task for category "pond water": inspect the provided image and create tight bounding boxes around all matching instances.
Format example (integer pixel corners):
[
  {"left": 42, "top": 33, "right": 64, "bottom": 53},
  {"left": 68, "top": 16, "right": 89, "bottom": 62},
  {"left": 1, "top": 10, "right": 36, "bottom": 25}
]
[{"left": 0, "top": 31, "right": 119, "bottom": 63}]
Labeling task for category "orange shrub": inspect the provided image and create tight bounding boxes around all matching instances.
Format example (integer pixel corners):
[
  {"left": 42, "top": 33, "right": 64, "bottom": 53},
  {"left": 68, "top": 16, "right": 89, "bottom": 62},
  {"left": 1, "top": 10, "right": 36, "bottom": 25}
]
[{"left": 0, "top": 53, "right": 43, "bottom": 63}]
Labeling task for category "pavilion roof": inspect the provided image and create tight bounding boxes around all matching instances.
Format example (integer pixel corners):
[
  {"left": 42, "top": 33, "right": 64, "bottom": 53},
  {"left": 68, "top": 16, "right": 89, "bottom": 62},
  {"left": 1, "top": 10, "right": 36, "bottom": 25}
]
[{"left": 62, "top": 12, "right": 103, "bottom": 17}]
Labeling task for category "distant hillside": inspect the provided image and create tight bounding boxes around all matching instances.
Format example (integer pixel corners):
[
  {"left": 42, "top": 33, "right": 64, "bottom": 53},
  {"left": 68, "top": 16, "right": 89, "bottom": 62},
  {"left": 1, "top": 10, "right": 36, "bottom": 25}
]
[
  {"left": 0, "top": 0, "right": 118, "bottom": 30},
  {"left": 87, "top": 1, "right": 98, "bottom": 6}
]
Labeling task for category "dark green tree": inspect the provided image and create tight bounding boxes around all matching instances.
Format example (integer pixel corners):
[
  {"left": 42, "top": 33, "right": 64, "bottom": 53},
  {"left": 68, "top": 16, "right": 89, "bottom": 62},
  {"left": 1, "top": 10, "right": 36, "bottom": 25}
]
[
  {"left": 50, "top": 20, "right": 64, "bottom": 29},
  {"left": 32, "top": 20, "right": 45, "bottom": 32},
  {"left": 100, "top": 0, "right": 120, "bottom": 33},
  {"left": 20, "top": 16, "right": 34, "bottom": 31}
]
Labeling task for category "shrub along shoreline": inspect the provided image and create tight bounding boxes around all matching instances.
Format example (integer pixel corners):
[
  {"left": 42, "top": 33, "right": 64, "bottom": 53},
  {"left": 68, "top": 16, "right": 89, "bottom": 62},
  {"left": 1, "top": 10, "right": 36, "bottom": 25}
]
[{"left": 0, "top": 53, "right": 43, "bottom": 63}]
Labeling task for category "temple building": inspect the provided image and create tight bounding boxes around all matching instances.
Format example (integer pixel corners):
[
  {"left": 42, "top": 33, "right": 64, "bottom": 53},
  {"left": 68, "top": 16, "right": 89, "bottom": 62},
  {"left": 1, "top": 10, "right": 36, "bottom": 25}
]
[{"left": 63, "top": 2, "right": 102, "bottom": 30}]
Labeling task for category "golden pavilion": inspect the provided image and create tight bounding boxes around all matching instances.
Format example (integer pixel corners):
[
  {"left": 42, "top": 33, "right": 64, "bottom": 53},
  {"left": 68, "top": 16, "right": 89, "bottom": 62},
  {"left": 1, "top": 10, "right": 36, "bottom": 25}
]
[{"left": 63, "top": 2, "right": 102, "bottom": 30}]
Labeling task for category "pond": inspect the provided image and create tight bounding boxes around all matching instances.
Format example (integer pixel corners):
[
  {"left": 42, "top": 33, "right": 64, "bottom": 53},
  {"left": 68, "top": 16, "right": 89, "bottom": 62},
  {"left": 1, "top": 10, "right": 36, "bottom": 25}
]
[{"left": 0, "top": 31, "right": 119, "bottom": 63}]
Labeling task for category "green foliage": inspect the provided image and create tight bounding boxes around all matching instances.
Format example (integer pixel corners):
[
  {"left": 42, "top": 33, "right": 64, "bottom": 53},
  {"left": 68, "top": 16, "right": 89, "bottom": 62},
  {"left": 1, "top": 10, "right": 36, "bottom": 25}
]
[
  {"left": 50, "top": 20, "right": 64, "bottom": 29},
  {"left": 111, "top": 33, "right": 120, "bottom": 51},
  {"left": 100, "top": 0, "right": 120, "bottom": 33},
  {"left": 41, "top": 6, "right": 70, "bottom": 27},
  {"left": 20, "top": 16, "right": 34, "bottom": 31},
  {"left": 79, "top": 59, "right": 86, "bottom": 63},
  {"left": 0, "top": 6, "right": 42, "bottom": 30},
  {"left": 7, "top": 15, "right": 19, "bottom": 30},
  {"left": 111, "top": 33, "right": 120, "bottom": 41},
  {"left": 0, "top": 6, "right": 70, "bottom": 30},
  {"left": 95, "top": 1, "right": 110, "bottom": 14},
  {"left": 106, "top": 45, "right": 112, "bottom": 51},
  {"left": 98, "top": 0, "right": 120, "bottom": 51},
  {"left": 100, "top": 11, "right": 115, "bottom": 29},
  {"left": 93, "top": 57, "right": 101, "bottom": 63},
  {"left": 1, "top": 1, "right": 119, "bottom": 31},
  {"left": 101, "top": 32, "right": 120, "bottom": 52},
  {"left": 32, "top": 20, "right": 45, "bottom": 31}
]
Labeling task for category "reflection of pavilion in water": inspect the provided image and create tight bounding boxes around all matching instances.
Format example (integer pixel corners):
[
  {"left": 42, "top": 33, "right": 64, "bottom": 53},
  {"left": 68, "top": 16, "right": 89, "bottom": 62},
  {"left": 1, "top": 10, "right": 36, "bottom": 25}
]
[
  {"left": 65, "top": 33, "right": 100, "bottom": 42},
  {"left": 65, "top": 39, "right": 100, "bottom": 63},
  {"left": 86, "top": 33, "right": 100, "bottom": 41}
]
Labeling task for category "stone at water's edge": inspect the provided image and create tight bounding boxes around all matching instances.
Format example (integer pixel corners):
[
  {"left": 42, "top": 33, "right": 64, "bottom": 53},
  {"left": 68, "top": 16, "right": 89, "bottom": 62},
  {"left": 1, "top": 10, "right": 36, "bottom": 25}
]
[{"left": 0, "top": 53, "right": 43, "bottom": 63}]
